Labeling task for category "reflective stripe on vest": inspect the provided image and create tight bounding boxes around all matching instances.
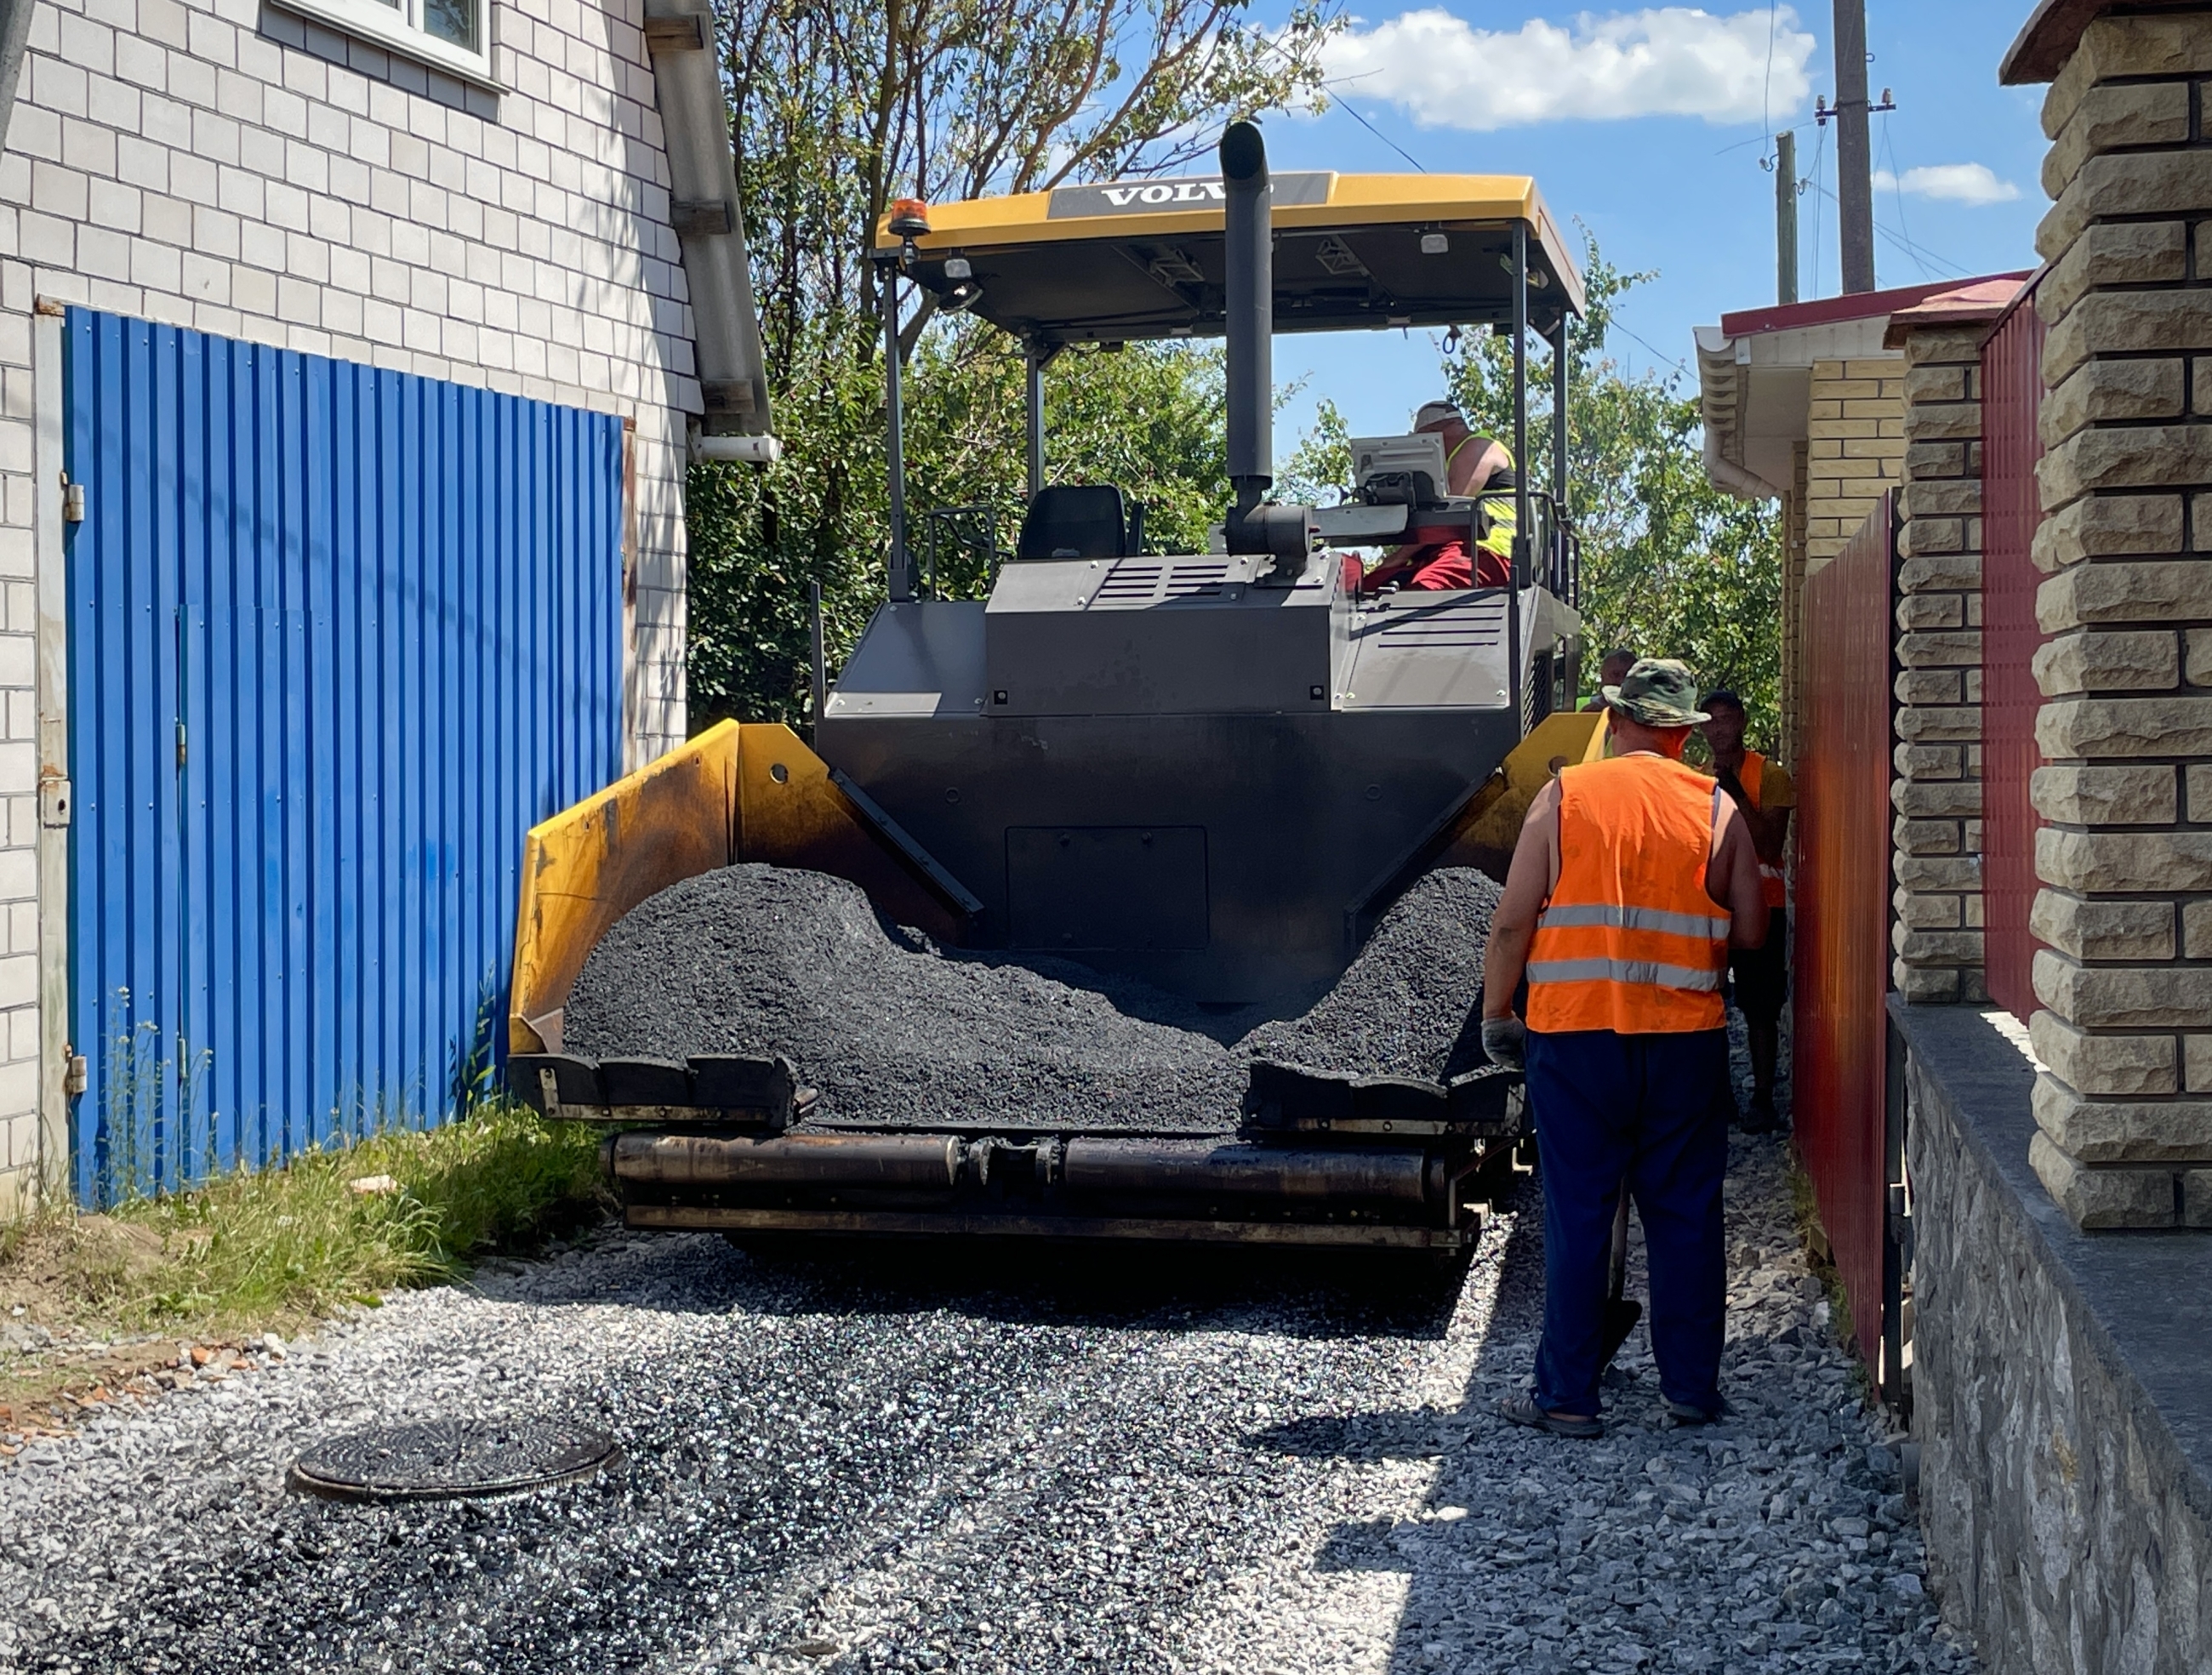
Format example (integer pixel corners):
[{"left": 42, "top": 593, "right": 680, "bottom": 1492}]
[
  {"left": 1525, "top": 753, "right": 1730, "bottom": 1035},
  {"left": 1525, "top": 957, "right": 1725, "bottom": 991},
  {"left": 1741, "top": 750, "right": 1787, "bottom": 910},
  {"left": 1533, "top": 903, "right": 1733, "bottom": 939}
]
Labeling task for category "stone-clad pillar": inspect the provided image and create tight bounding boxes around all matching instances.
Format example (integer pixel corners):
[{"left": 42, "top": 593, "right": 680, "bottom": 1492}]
[
  {"left": 1889, "top": 308, "right": 1999, "bottom": 1004},
  {"left": 2009, "top": 9, "right": 2212, "bottom": 1227}
]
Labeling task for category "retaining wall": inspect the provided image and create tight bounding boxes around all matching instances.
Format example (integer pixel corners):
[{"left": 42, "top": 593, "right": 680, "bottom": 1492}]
[{"left": 1896, "top": 998, "right": 2212, "bottom": 1672}]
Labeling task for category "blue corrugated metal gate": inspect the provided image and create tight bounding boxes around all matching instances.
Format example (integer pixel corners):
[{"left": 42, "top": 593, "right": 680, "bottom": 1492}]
[{"left": 65, "top": 310, "right": 624, "bottom": 1203}]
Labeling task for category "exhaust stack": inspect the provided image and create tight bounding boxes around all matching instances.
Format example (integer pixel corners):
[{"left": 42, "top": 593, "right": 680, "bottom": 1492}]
[
  {"left": 1223, "top": 121, "right": 1271, "bottom": 504},
  {"left": 1218, "top": 121, "right": 1312, "bottom": 576}
]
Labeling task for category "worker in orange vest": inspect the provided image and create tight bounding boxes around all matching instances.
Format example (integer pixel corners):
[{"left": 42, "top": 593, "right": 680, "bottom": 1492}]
[
  {"left": 1699, "top": 691, "right": 1794, "bottom": 1132},
  {"left": 1479, "top": 659, "right": 1767, "bottom": 1438}
]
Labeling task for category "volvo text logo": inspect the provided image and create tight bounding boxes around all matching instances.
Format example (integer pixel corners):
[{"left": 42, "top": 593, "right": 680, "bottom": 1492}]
[
  {"left": 1046, "top": 172, "right": 1333, "bottom": 219},
  {"left": 1103, "top": 180, "right": 1225, "bottom": 207}
]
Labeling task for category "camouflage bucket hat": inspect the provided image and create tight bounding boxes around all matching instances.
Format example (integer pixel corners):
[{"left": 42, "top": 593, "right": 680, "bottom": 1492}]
[{"left": 1602, "top": 657, "right": 1709, "bottom": 727}]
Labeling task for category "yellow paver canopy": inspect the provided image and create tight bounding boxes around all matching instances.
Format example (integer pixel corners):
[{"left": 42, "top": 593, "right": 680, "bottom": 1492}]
[{"left": 875, "top": 171, "right": 1584, "bottom": 346}]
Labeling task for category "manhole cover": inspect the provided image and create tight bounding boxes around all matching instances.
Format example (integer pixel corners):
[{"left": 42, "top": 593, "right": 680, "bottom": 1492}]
[{"left": 290, "top": 1418, "right": 621, "bottom": 1502}]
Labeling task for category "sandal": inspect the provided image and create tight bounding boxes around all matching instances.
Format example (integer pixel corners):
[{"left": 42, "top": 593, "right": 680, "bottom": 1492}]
[
  {"left": 1496, "top": 1392, "right": 1604, "bottom": 1439},
  {"left": 1662, "top": 1397, "right": 1731, "bottom": 1427}
]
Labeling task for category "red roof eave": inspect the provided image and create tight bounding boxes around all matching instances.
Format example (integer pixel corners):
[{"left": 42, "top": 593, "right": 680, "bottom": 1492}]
[
  {"left": 1718, "top": 274, "right": 2034, "bottom": 341},
  {"left": 1882, "top": 276, "right": 2034, "bottom": 349}
]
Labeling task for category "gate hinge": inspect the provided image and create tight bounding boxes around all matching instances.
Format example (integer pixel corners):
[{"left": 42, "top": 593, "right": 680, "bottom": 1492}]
[
  {"left": 60, "top": 475, "right": 83, "bottom": 523},
  {"left": 37, "top": 775, "right": 69, "bottom": 827},
  {"left": 61, "top": 1049, "right": 86, "bottom": 1097},
  {"left": 175, "top": 721, "right": 186, "bottom": 771}
]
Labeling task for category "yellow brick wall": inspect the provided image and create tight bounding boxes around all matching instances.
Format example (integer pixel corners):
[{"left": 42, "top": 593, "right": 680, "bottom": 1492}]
[{"left": 1804, "top": 356, "right": 1907, "bottom": 574}]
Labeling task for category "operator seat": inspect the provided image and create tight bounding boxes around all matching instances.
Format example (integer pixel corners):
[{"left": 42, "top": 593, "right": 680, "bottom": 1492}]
[{"left": 1016, "top": 485, "right": 1129, "bottom": 560}]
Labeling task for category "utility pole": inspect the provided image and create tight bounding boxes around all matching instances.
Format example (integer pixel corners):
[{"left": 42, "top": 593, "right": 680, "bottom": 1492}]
[
  {"left": 1776, "top": 129, "right": 1799, "bottom": 305},
  {"left": 1831, "top": 0, "right": 1874, "bottom": 293}
]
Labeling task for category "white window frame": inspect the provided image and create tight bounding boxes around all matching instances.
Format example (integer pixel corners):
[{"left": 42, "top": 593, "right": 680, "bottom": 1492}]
[{"left": 271, "top": 0, "right": 501, "bottom": 90}]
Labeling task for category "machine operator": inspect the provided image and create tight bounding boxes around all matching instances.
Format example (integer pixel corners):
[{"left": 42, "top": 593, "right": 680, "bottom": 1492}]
[
  {"left": 1362, "top": 400, "right": 1517, "bottom": 592},
  {"left": 1475, "top": 659, "right": 1766, "bottom": 1437},
  {"left": 1699, "top": 691, "right": 1794, "bottom": 1132}
]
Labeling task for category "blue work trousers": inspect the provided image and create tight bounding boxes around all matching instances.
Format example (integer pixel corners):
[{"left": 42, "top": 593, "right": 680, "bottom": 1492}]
[{"left": 1524, "top": 1026, "right": 1731, "bottom": 1417}]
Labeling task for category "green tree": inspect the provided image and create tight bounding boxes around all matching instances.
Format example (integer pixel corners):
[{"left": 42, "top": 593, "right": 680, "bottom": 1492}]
[{"left": 687, "top": 0, "right": 1336, "bottom": 727}]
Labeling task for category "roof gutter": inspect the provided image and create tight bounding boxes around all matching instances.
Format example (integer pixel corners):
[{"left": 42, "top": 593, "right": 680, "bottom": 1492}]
[{"left": 1693, "top": 327, "right": 1784, "bottom": 502}]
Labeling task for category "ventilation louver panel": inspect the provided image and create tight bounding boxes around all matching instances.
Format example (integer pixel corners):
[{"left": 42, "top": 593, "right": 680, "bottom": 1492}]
[
  {"left": 1164, "top": 561, "right": 1229, "bottom": 597},
  {"left": 1374, "top": 596, "right": 1506, "bottom": 648},
  {"left": 1093, "top": 561, "right": 1165, "bottom": 602}
]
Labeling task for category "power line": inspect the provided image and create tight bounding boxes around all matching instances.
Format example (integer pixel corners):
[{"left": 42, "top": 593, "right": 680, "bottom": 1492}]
[
  {"left": 1242, "top": 27, "right": 1677, "bottom": 376},
  {"left": 1804, "top": 177, "right": 1965, "bottom": 275},
  {"left": 1243, "top": 28, "right": 1432, "bottom": 174},
  {"left": 1717, "top": 118, "right": 1814, "bottom": 157},
  {"left": 1761, "top": 0, "right": 1779, "bottom": 140},
  {"left": 1876, "top": 115, "right": 1931, "bottom": 282},
  {"left": 1615, "top": 322, "right": 1689, "bottom": 375},
  {"left": 1803, "top": 177, "right": 1967, "bottom": 278},
  {"left": 1325, "top": 92, "right": 1429, "bottom": 172}
]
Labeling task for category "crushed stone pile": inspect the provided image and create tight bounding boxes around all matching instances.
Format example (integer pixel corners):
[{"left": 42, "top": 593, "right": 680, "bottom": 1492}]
[{"left": 562, "top": 863, "right": 1502, "bottom": 1132}]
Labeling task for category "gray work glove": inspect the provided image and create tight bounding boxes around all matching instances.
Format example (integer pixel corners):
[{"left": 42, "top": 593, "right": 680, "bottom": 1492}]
[{"left": 1480, "top": 1015, "right": 1527, "bottom": 1071}]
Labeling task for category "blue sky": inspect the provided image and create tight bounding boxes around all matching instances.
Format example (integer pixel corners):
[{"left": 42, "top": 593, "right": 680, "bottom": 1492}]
[{"left": 1249, "top": 2, "right": 2050, "bottom": 449}]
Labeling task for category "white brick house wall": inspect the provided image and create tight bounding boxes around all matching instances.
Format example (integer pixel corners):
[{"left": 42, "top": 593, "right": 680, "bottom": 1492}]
[{"left": 0, "top": 0, "right": 701, "bottom": 1208}]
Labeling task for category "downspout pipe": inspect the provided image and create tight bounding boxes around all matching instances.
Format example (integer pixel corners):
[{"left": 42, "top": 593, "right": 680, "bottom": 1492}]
[
  {"left": 1701, "top": 425, "right": 1784, "bottom": 502},
  {"left": 643, "top": 0, "right": 772, "bottom": 436},
  {"left": 0, "top": 0, "right": 34, "bottom": 159}
]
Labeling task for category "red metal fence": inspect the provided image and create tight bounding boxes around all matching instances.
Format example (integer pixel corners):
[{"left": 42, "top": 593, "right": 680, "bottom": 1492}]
[
  {"left": 1796, "top": 495, "right": 1896, "bottom": 1371},
  {"left": 1981, "top": 280, "right": 2048, "bottom": 1023}
]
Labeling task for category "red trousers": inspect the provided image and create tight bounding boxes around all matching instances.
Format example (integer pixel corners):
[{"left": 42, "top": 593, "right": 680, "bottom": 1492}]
[{"left": 1361, "top": 539, "right": 1509, "bottom": 593}]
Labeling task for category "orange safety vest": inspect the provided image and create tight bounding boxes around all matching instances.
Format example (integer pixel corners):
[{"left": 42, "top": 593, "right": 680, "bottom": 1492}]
[
  {"left": 1525, "top": 754, "right": 1732, "bottom": 1035},
  {"left": 1738, "top": 750, "right": 1788, "bottom": 910}
]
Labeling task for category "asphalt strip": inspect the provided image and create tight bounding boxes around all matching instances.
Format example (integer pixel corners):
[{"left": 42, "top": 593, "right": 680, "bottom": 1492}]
[{"left": 563, "top": 863, "right": 1504, "bottom": 1133}]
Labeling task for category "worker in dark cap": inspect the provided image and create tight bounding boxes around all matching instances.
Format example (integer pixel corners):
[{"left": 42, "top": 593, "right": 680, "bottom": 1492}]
[
  {"left": 1477, "top": 658, "right": 1767, "bottom": 1438},
  {"left": 1699, "top": 691, "right": 1794, "bottom": 1131}
]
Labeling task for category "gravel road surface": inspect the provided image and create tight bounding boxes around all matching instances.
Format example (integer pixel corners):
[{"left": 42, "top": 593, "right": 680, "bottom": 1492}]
[{"left": 0, "top": 1131, "right": 1975, "bottom": 1675}]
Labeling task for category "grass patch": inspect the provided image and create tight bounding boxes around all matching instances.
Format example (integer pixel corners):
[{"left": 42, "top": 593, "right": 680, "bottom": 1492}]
[{"left": 0, "top": 1101, "right": 606, "bottom": 1409}]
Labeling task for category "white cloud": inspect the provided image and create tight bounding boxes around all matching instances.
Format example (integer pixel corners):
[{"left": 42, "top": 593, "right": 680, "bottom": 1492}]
[
  {"left": 1320, "top": 6, "right": 1816, "bottom": 133},
  {"left": 1872, "top": 162, "right": 2021, "bottom": 206}
]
